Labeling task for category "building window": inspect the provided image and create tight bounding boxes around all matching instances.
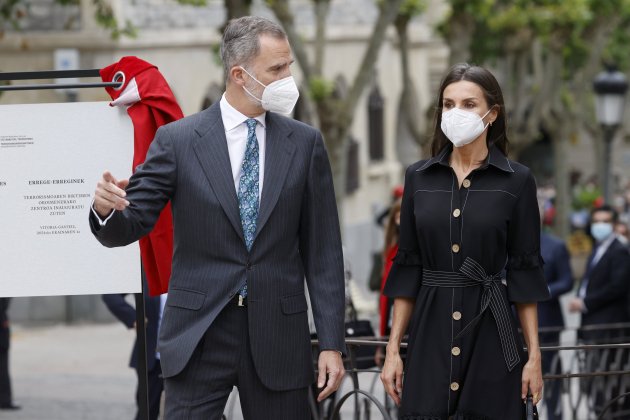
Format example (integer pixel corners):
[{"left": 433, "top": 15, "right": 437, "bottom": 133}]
[
  {"left": 346, "top": 136, "right": 360, "bottom": 194},
  {"left": 368, "top": 83, "right": 384, "bottom": 161}
]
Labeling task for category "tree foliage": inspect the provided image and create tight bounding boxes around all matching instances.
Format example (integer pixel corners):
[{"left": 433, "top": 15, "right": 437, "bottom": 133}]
[
  {"left": 264, "top": 0, "right": 406, "bottom": 210},
  {"left": 2, "top": 0, "right": 146, "bottom": 39}
]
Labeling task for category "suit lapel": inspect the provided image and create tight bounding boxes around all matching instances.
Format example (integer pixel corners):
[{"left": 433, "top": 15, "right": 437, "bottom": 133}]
[
  {"left": 254, "top": 113, "right": 296, "bottom": 242},
  {"left": 589, "top": 238, "right": 620, "bottom": 277},
  {"left": 192, "top": 103, "right": 245, "bottom": 244}
]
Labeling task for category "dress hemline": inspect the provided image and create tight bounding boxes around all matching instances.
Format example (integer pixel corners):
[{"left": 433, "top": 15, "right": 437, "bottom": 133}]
[{"left": 401, "top": 410, "right": 495, "bottom": 420}]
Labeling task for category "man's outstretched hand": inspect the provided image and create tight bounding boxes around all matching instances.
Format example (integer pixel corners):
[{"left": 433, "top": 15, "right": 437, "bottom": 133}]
[{"left": 93, "top": 170, "right": 130, "bottom": 218}]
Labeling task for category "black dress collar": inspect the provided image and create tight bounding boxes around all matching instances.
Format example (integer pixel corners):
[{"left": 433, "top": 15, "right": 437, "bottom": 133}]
[{"left": 416, "top": 144, "right": 514, "bottom": 173}]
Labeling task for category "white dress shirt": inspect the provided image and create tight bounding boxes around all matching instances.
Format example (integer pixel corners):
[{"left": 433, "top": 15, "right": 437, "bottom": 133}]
[
  {"left": 219, "top": 94, "right": 266, "bottom": 200},
  {"left": 156, "top": 293, "right": 168, "bottom": 360}
]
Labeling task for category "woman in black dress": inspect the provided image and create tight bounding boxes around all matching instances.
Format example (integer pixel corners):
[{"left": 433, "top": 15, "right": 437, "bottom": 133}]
[{"left": 380, "top": 64, "right": 550, "bottom": 419}]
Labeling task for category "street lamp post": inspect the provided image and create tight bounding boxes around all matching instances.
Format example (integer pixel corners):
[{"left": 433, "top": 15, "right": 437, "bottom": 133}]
[{"left": 593, "top": 66, "right": 628, "bottom": 204}]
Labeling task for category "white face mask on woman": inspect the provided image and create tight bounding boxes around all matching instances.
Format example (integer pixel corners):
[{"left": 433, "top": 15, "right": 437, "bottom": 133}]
[
  {"left": 240, "top": 67, "right": 300, "bottom": 114},
  {"left": 440, "top": 108, "right": 492, "bottom": 148}
]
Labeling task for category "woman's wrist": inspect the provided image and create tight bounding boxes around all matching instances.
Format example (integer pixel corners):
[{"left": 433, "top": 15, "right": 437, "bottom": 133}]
[
  {"left": 386, "top": 341, "right": 401, "bottom": 355},
  {"left": 527, "top": 348, "right": 541, "bottom": 363}
]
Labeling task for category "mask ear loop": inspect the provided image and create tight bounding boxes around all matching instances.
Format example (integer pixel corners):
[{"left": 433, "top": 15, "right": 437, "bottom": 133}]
[
  {"left": 482, "top": 106, "right": 496, "bottom": 129},
  {"left": 239, "top": 66, "right": 266, "bottom": 88},
  {"left": 239, "top": 66, "right": 266, "bottom": 103}
]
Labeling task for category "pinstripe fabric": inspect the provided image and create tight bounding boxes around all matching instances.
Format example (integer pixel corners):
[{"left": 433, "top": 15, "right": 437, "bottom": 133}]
[
  {"left": 164, "top": 302, "right": 309, "bottom": 419},
  {"left": 90, "top": 101, "right": 346, "bottom": 393}
]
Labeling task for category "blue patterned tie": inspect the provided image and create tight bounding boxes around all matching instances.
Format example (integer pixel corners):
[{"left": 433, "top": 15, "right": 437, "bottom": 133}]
[{"left": 237, "top": 118, "right": 259, "bottom": 299}]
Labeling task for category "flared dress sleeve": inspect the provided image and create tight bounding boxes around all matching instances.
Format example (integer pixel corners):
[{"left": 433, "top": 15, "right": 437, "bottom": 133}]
[
  {"left": 506, "top": 171, "right": 551, "bottom": 303},
  {"left": 383, "top": 166, "right": 423, "bottom": 299}
]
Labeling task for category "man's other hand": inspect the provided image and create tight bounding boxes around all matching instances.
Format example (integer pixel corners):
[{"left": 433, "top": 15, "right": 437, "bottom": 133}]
[{"left": 316, "top": 350, "right": 345, "bottom": 402}]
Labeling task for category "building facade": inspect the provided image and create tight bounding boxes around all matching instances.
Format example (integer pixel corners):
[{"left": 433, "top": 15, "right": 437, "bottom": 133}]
[{"left": 2, "top": 0, "right": 628, "bottom": 322}]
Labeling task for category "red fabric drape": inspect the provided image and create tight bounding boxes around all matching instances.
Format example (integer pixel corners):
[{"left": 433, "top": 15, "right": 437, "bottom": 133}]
[
  {"left": 100, "top": 57, "right": 184, "bottom": 296},
  {"left": 379, "top": 244, "right": 399, "bottom": 337}
]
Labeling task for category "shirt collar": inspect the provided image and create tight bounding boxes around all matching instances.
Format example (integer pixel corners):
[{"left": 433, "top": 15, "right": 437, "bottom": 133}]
[
  {"left": 219, "top": 93, "right": 266, "bottom": 132},
  {"left": 416, "top": 144, "right": 514, "bottom": 173}
]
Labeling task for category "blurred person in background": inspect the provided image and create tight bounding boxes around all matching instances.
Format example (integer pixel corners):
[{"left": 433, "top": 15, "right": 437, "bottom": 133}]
[
  {"left": 537, "top": 202, "right": 573, "bottom": 420},
  {"left": 369, "top": 186, "right": 404, "bottom": 294},
  {"left": 102, "top": 279, "right": 165, "bottom": 420},
  {"left": 568, "top": 205, "right": 630, "bottom": 340},
  {"left": 615, "top": 220, "right": 629, "bottom": 246},
  {"left": 0, "top": 297, "right": 19, "bottom": 410},
  {"left": 568, "top": 205, "right": 630, "bottom": 415}
]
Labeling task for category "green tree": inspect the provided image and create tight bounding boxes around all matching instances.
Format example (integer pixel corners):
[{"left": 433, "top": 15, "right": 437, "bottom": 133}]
[
  {"left": 1, "top": 0, "right": 136, "bottom": 38},
  {"left": 266, "top": 0, "right": 406, "bottom": 216},
  {"left": 394, "top": 0, "right": 428, "bottom": 152}
]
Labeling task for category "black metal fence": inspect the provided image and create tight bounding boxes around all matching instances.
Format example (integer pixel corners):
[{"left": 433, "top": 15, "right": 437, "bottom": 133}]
[{"left": 303, "top": 322, "right": 630, "bottom": 420}]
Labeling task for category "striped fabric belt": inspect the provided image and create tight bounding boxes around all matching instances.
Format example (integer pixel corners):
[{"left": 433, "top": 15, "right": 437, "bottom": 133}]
[{"left": 422, "top": 257, "right": 521, "bottom": 372}]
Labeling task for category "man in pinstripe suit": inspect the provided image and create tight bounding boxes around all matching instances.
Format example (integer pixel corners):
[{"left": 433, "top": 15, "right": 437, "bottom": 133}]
[{"left": 90, "top": 16, "right": 346, "bottom": 419}]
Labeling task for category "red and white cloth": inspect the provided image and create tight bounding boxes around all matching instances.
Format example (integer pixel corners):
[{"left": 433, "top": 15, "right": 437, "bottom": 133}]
[{"left": 100, "top": 56, "right": 183, "bottom": 296}]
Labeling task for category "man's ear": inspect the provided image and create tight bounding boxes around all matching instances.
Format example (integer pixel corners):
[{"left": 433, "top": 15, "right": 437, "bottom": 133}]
[{"left": 230, "top": 66, "right": 246, "bottom": 86}]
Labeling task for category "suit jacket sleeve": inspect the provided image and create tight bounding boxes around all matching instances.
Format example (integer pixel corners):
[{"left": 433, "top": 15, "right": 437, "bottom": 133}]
[
  {"left": 548, "top": 241, "right": 573, "bottom": 298},
  {"left": 506, "top": 171, "right": 550, "bottom": 302},
  {"left": 89, "top": 125, "right": 177, "bottom": 247},
  {"left": 299, "top": 131, "right": 346, "bottom": 354},
  {"left": 584, "top": 247, "right": 630, "bottom": 312}
]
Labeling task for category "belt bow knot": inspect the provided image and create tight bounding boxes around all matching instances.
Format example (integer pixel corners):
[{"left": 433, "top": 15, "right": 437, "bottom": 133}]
[{"left": 422, "top": 257, "right": 521, "bottom": 371}]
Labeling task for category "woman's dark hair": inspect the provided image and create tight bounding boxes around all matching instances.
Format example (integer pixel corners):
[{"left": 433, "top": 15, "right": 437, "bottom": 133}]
[{"left": 430, "top": 63, "right": 509, "bottom": 157}]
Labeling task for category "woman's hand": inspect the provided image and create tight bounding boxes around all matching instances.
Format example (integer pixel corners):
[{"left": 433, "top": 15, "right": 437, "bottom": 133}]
[
  {"left": 516, "top": 303, "right": 543, "bottom": 405},
  {"left": 380, "top": 345, "right": 404, "bottom": 405},
  {"left": 521, "top": 351, "right": 543, "bottom": 405}
]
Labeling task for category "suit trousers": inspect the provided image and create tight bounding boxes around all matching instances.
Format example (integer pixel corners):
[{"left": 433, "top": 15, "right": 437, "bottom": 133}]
[{"left": 164, "top": 300, "right": 310, "bottom": 420}]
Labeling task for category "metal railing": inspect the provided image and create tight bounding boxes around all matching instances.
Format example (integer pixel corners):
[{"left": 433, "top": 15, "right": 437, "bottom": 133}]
[
  {"left": 219, "top": 322, "right": 630, "bottom": 419},
  {"left": 318, "top": 322, "right": 630, "bottom": 420}
]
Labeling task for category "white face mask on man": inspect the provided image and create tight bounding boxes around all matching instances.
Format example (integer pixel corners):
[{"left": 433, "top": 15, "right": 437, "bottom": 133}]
[
  {"left": 240, "top": 66, "right": 300, "bottom": 115},
  {"left": 590, "top": 222, "right": 613, "bottom": 242},
  {"left": 440, "top": 107, "right": 492, "bottom": 148}
]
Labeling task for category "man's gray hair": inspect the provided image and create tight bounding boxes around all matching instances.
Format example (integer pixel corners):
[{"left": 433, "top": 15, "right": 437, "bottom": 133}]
[{"left": 221, "top": 16, "right": 287, "bottom": 80}]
